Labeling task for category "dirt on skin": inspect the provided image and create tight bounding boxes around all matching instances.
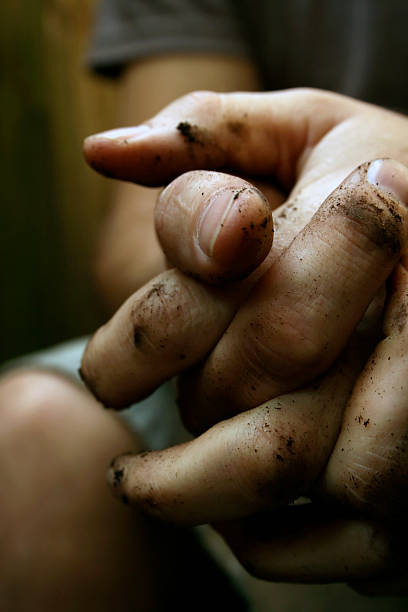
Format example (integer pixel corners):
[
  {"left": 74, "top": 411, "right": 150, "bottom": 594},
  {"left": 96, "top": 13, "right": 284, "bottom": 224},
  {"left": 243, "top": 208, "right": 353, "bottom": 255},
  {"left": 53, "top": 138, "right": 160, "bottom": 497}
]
[
  {"left": 322, "top": 161, "right": 404, "bottom": 255},
  {"left": 177, "top": 122, "right": 205, "bottom": 145}
]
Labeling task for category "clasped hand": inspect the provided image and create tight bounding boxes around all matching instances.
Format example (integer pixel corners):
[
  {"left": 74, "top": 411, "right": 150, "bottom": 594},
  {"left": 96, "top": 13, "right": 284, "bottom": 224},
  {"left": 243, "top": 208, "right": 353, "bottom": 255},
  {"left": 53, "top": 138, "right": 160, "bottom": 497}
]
[{"left": 81, "top": 89, "right": 408, "bottom": 593}]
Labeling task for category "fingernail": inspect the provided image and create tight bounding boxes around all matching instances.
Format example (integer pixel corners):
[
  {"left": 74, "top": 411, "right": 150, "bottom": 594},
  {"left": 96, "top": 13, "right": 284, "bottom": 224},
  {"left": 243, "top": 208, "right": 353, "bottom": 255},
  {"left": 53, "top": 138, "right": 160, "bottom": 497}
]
[
  {"left": 198, "top": 188, "right": 247, "bottom": 257},
  {"left": 367, "top": 159, "right": 408, "bottom": 206},
  {"left": 85, "top": 125, "right": 150, "bottom": 143}
]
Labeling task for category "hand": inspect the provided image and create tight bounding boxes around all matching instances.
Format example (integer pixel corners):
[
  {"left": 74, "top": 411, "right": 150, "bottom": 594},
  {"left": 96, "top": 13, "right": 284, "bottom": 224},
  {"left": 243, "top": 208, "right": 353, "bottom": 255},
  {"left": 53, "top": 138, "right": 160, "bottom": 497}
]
[
  {"left": 81, "top": 89, "right": 408, "bottom": 590},
  {"left": 91, "top": 53, "right": 261, "bottom": 310},
  {"left": 89, "top": 175, "right": 408, "bottom": 593},
  {"left": 206, "top": 258, "right": 408, "bottom": 595},
  {"left": 83, "top": 88, "right": 408, "bottom": 425}
]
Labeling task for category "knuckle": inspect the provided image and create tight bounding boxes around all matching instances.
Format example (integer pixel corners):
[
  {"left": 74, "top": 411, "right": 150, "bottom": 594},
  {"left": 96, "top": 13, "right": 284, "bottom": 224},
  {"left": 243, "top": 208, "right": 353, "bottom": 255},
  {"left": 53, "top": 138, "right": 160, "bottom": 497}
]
[
  {"left": 280, "top": 328, "right": 327, "bottom": 375},
  {"left": 239, "top": 317, "right": 326, "bottom": 387},
  {"left": 82, "top": 270, "right": 220, "bottom": 408},
  {"left": 234, "top": 408, "right": 314, "bottom": 507},
  {"left": 289, "top": 86, "right": 320, "bottom": 100},
  {"left": 130, "top": 275, "right": 196, "bottom": 356},
  {"left": 188, "top": 89, "right": 219, "bottom": 105},
  {"left": 289, "top": 87, "right": 360, "bottom": 116},
  {"left": 179, "top": 90, "right": 220, "bottom": 116},
  {"left": 288, "top": 87, "right": 337, "bottom": 107},
  {"left": 251, "top": 448, "right": 310, "bottom": 507}
]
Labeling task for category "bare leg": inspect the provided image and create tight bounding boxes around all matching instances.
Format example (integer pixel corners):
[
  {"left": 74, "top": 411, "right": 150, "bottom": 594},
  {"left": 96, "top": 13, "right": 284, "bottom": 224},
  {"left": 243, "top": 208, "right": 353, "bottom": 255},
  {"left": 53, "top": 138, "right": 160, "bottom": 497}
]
[{"left": 0, "top": 369, "right": 155, "bottom": 611}]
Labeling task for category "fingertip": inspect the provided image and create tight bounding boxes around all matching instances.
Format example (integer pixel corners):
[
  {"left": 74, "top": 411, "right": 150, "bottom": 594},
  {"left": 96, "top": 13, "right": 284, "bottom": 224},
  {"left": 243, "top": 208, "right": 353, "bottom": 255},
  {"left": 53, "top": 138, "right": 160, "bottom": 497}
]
[
  {"left": 107, "top": 451, "right": 155, "bottom": 508},
  {"left": 82, "top": 134, "right": 116, "bottom": 178},
  {"left": 106, "top": 463, "right": 125, "bottom": 497},
  {"left": 107, "top": 447, "right": 193, "bottom": 523},
  {"left": 366, "top": 158, "right": 408, "bottom": 207},
  {"left": 82, "top": 126, "right": 164, "bottom": 184},
  {"left": 156, "top": 172, "right": 274, "bottom": 285},
  {"left": 197, "top": 186, "right": 274, "bottom": 280},
  {"left": 107, "top": 451, "right": 130, "bottom": 495}
]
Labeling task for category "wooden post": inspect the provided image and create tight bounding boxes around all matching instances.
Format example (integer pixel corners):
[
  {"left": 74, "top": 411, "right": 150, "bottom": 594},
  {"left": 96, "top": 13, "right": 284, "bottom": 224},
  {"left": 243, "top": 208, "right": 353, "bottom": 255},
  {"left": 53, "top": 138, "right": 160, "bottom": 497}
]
[{"left": 1, "top": 0, "right": 117, "bottom": 360}]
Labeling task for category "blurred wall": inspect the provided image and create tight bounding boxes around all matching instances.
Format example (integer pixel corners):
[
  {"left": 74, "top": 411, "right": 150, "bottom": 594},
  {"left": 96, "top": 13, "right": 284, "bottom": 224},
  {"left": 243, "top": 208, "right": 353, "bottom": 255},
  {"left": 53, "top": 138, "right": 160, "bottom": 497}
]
[{"left": 1, "top": 0, "right": 116, "bottom": 362}]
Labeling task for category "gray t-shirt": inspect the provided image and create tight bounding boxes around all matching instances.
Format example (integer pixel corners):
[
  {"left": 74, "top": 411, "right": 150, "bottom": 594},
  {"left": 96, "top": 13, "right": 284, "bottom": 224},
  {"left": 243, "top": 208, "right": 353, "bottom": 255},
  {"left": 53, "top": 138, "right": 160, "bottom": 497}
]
[{"left": 88, "top": 0, "right": 408, "bottom": 113}]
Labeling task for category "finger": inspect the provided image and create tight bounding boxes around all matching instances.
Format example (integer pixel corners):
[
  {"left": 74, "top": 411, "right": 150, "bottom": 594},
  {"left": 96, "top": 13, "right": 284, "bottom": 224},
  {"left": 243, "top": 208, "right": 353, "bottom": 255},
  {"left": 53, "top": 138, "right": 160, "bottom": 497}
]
[
  {"left": 81, "top": 159, "right": 408, "bottom": 412},
  {"left": 106, "top": 345, "right": 366, "bottom": 525},
  {"left": 83, "top": 89, "right": 358, "bottom": 187},
  {"left": 318, "top": 256, "right": 408, "bottom": 520},
  {"left": 80, "top": 269, "right": 242, "bottom": 408},
  {"left": 80, "top": 172, "right": 274, "bottom": 407},
  {"left": 178, "top": 159, "right": 408, "bottom": 433},
  {"left": 155, "top": 171, "right": 273, "bottom": 283},
  {"left": 216, "top": 505, "right": 404, "bottom": 585}
]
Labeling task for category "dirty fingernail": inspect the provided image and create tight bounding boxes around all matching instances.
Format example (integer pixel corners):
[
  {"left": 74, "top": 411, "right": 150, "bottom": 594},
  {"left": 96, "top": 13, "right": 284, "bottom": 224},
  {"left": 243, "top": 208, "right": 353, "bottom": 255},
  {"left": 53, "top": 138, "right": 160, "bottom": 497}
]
[
  {"left": 198, "top": 188, "right": 247, "bottom": 257},
  {"left": 367, "top": 159, "right": 408, "bottom": 206}
]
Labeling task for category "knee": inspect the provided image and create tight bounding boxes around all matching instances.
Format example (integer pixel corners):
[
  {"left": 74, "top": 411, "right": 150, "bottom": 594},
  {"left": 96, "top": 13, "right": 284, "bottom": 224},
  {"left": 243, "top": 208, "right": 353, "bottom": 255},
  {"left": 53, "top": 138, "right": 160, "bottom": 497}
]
[
  {"left": 0, "top": 367, "right": 138, "bottom": 460},
  {"left": 0, "top": 369, "right": 86, "bottom": 438}
]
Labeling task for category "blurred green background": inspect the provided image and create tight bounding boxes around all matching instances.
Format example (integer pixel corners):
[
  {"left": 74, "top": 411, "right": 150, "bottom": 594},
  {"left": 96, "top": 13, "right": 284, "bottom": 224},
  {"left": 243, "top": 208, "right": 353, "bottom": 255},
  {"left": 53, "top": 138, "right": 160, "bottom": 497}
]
[{"left": 1, "top": 0, "right": 117, "bottom": 363}]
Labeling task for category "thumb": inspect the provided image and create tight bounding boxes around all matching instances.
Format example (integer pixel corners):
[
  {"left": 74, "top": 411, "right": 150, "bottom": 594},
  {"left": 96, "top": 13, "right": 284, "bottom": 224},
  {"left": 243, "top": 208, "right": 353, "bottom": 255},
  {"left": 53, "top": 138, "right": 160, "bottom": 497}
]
[
  {"left": 178, "top": 158, "right": 408, "bottom": 432},
  {"left": 155, "top": 170, "right": 273, "bottom": 283}
]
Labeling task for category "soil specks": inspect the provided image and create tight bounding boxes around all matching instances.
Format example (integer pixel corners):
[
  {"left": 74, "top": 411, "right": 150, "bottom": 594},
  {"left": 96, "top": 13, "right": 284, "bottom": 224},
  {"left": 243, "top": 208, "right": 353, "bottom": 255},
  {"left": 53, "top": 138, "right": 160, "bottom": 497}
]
[
  {"left": 133, "top": 327, "right": 143, "bottom": 347},
  {"left": 113, "top": 468, "right": 124, "bottom": 488},
  {"left": 286, "top": 436, "right": 295, "bottom": 453},
  {"left": 227, "top": 121, "right": 246, "bottom": 136},
  {"left": 177, "top": 121, "right": 209, "bottom": 147},
  {"left": 355, "top": 414, "right": 370, "bottom": 428},
  {"left": 322, "top": 162, "right": 404, "bottom": 255},
  {"left": 177, "top": 121, "right": 197, "bottom": 143}
]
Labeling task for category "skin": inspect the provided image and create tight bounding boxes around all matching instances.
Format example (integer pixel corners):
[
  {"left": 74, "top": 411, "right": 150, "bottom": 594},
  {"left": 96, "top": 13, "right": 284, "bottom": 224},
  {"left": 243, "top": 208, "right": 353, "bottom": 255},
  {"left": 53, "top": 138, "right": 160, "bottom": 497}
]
[
  {"left": 93, "top": 54, "right": 260, "bottom": 310},
  {"left": 0, "top": 369, "right": 241, "bottom": 611},
  {"left": 0, "top": 370, "right": 155, "bottom": 611},
  {"left": 0, "top": 54, "right": 264, "bottom": 611},
  {"left": 83, "top": 89, "right": 408, "bottom": 411},
  {"left": 82, "top": 89, "right": 408, "bottom": 593}
]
